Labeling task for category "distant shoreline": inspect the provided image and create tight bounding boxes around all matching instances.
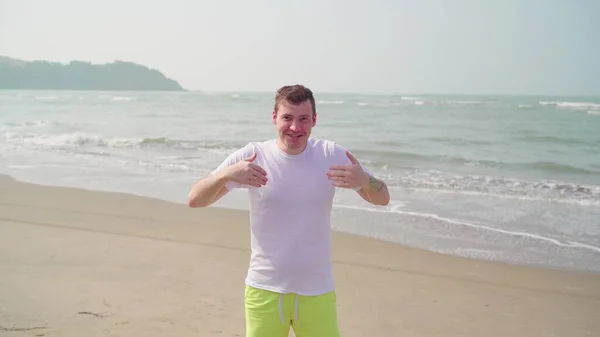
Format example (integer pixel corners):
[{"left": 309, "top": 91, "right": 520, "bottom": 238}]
[
  {"left": 0, "top": 88, "right": 189, "bottom": 92},
  {"left": 0, "top": 55, "right": 185, "bottom": 91}
]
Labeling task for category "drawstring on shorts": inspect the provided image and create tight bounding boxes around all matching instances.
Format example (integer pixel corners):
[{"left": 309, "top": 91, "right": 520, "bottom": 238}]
[{"left": 278, "top": 293, "right": 299, "bottom": 324}]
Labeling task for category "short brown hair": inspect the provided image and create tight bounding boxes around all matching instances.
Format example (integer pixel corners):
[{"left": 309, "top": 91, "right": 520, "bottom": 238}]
[{"left": 274, "top": 84, "right": 316, "bottom": 116}]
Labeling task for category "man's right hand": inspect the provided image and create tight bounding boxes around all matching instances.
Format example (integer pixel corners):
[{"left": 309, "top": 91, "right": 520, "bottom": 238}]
[{"left": 222, "top": 152, "right": 268, "bottom": 188}]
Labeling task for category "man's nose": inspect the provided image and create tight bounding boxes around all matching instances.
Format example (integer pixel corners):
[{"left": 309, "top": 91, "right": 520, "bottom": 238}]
[{"left": 289, "top": 121, "right": 299, "bottom": 131}]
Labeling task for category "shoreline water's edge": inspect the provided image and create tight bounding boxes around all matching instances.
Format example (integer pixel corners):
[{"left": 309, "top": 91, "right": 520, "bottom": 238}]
[{"left": 2, "top": 172, "right": 598, "bottom": 277}]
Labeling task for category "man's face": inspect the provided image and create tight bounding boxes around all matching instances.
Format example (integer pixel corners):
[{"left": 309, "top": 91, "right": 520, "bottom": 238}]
[{"left": 272, "top": 100, "right": 316, "bottom": 155}]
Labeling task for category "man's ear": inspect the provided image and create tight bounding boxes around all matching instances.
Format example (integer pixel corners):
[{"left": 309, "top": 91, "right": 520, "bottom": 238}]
[
  {"left": 272, "top": 110, "right": 277, "bottom": 124},
  {"left": 312, "top": 113, "right": 317, "bottom": 126}
]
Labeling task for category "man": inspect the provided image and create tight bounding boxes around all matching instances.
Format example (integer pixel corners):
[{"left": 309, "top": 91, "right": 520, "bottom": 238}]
[{"left": 188, "top": 85, "right": 390, "bottom": 337}]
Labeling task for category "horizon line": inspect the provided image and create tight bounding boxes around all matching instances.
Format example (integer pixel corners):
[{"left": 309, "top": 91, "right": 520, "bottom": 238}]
[{"left": 0, "top": 88, "right": 599, "bottom": 98}]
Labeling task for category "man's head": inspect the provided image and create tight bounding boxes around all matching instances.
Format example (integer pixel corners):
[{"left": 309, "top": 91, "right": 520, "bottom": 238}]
[{"left": 272, "top": 85, "right": 317, "bottom": 155}]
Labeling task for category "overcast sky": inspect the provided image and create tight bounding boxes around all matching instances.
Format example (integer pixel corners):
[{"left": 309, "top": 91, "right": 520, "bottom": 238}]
[{"left": 1, "top": 0, "right": 598, "bottom": 95}]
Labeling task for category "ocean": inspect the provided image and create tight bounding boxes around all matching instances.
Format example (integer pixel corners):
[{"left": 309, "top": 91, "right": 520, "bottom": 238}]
[{"left": 1, "top": 90, "right": 599, "bottom": 273}]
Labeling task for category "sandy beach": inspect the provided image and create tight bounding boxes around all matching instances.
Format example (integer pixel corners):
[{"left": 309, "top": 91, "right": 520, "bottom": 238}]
[{"left": 1, "top": 175, "right": 599, "bottom": 337}]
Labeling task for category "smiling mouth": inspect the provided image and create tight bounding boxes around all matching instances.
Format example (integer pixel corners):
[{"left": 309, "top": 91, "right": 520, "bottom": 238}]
[{"left": 286, "top": 134, "right": 303, "bottom": 138}]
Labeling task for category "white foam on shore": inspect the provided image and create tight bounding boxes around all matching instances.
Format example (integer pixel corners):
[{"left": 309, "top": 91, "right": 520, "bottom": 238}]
[
  {"left": 318, "top": 100, "right": 345, "bottom": 105},
  {"left": 111, "top": 96, "right": 137, "bottom": 101},
  {"left": 540, "top": 101, "right": 600, "bottom": 111},
  {"left": 332, "top": 204, "right": 600, "bottom": 254}
]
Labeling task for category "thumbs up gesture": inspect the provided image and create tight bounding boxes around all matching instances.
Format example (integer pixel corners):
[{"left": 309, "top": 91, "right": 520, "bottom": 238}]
[
  {"left": 327, "top": 151, "right": 369, "bottom": 189},
  {"left": 223, "top": 152, "right": 268, "bottom": 187}
]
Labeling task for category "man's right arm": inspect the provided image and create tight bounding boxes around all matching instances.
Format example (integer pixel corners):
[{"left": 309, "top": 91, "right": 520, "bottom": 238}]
[
  {"left": 187, "top": 171, "right": 231, "bottom": 208},
  {"left": 187, "top": 147, "right": 266, "bottom": 208}
]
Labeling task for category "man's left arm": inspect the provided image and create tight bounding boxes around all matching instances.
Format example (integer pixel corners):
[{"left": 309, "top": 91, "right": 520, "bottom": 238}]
[
  {"left": 328, "top": 150, "right": 390, "bottom": 206},
  {"left": 356, "top": 174, "right": 390, "bottom": 206}
]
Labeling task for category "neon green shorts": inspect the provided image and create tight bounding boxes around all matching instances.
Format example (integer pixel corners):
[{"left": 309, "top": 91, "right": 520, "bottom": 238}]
[{"left": 244, "top": 285, "right": 341, "bottom": 337}]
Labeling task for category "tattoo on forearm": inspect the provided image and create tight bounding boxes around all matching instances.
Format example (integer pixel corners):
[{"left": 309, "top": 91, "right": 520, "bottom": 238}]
[{"left": 368, "top": 176, "right": 387, "bottom": 192}]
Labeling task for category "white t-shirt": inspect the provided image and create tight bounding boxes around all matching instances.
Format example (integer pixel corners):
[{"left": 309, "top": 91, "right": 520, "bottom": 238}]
[{"left": 210, "top": 138, "right": 371, "bottom": 296}]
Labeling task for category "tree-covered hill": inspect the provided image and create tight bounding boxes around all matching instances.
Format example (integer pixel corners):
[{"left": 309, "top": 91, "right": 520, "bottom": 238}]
[{"left": 0, "top": 56, "right": 184, "bottom": 91}]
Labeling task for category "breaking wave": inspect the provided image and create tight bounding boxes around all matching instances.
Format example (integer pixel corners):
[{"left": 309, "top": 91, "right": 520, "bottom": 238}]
[{"left": 2, "top": 131, "right": 242, "bottom": 154}]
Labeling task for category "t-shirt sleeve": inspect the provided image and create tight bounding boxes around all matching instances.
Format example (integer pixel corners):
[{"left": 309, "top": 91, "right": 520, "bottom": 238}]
[
  {"left": 210, "top": 143, "right": 257, "bottom": 191},
  {"left": 329, "top": 142, "right": 374, "bottom": 191}
]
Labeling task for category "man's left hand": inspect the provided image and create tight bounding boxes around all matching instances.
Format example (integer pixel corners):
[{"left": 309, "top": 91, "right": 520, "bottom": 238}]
[{"left": 327, "top": 151, "right": 369, "bottom": 189}]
